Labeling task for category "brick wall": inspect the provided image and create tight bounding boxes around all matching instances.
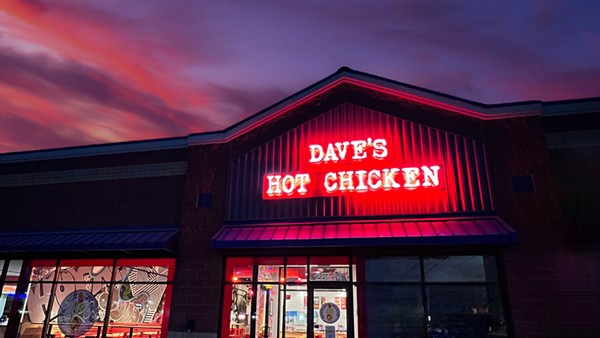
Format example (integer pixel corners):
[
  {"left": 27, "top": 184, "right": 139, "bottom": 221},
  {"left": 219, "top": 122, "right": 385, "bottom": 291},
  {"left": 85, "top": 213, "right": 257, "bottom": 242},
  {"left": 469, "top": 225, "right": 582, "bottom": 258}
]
[
  {"left": 486, "top": 117, "right": 600, "bottom": 337},
  {"left": 171, "top": 144, "right": 229, "bottom": 334},
  {"left": 0, "top": 150, "right": 187, "bottom": 231}
]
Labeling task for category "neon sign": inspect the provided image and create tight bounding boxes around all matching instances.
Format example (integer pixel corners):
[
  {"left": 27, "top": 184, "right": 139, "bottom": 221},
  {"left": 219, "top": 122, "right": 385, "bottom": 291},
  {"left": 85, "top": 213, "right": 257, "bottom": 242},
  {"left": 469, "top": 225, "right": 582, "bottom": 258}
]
[{"left": 263, "top": 138, "right": 442, "bottom": 199}]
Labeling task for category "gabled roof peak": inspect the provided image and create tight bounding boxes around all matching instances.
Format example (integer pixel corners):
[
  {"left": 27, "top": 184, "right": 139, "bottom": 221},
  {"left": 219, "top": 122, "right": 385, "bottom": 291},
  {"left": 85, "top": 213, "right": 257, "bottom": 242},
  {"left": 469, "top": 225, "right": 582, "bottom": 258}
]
[{"left": 2, "top": 68, "right": 599, "bottom": 163}]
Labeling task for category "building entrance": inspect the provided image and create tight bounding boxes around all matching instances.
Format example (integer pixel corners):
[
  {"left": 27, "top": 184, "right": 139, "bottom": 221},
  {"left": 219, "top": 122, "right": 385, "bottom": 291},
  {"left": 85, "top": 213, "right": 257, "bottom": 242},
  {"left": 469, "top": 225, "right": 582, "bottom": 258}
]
[
  {"left": 222, "top": 257, "right": 356, "bottom": 338},
  {"left": 310, "top": 286, "right": 349, "bottom": 338}
]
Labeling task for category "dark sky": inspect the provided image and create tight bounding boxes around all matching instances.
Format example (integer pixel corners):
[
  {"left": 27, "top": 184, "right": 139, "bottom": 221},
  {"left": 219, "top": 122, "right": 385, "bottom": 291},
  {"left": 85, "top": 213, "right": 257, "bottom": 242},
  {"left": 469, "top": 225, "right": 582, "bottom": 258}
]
[{"left": 1, "top": 0, "right": 599, "bottom": 153}]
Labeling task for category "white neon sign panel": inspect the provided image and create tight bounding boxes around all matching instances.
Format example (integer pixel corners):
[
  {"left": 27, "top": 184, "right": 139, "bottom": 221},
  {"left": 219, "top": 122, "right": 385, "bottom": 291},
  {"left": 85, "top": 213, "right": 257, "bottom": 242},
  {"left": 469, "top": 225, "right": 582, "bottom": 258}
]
[{"left": 263, "top": 138, "right": 442, "bottom": 199}]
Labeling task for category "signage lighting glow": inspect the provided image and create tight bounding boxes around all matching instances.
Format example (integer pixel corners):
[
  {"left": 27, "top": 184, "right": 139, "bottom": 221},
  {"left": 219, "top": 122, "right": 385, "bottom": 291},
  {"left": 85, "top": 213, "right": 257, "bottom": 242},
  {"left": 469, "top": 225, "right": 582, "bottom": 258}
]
[{"left": 263, "top": 138, "right": 442, "bottom": 199}]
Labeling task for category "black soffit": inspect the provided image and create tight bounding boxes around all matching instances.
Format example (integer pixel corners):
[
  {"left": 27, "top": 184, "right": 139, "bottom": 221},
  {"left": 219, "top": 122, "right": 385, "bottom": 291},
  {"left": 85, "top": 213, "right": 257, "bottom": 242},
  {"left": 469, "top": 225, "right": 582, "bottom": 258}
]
[
  {"left": 211, "top": 216, "right": 517, "bottom": 249},
  {"left": 0, "top": 227, "right": 179, "bottom": 254}
]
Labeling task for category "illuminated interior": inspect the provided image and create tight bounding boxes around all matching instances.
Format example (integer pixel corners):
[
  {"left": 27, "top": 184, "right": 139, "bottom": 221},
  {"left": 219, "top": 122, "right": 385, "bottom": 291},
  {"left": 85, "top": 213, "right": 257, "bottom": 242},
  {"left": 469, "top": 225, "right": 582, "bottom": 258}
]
[
  {"left": 223, "top": 257, "right": 356, "bottom": 338},
  {"left": 222, "top": 256, "right": 507, "bottom": 338},
  {"left": 0, "top": 258, "right": 174, "bottom": 338}
]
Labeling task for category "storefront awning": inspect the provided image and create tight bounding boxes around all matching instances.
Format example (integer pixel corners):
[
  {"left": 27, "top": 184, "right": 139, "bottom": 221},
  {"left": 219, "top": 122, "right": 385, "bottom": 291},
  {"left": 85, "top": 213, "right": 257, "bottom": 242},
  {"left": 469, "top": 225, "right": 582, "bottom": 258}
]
[
  {"left": 211, "top": 216, "right": 516, "bottom": 249},
  {"left": 0, "top": 227, "right": 179, "bottom": 254}
]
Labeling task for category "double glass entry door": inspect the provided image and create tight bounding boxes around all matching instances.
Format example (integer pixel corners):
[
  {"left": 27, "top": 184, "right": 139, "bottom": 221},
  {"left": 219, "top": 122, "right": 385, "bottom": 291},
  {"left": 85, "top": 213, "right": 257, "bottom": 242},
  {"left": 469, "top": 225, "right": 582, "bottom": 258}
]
[{"left": 257, "top": 285, "right": 350, "bottom": 338}]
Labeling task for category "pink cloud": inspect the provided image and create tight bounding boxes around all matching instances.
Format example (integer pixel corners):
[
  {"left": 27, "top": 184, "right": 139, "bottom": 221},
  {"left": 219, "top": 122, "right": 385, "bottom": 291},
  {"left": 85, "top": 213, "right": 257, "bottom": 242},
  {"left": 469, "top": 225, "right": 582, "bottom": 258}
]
[{"left": 0, "top": 1, "right": 599, "bottom": 153}]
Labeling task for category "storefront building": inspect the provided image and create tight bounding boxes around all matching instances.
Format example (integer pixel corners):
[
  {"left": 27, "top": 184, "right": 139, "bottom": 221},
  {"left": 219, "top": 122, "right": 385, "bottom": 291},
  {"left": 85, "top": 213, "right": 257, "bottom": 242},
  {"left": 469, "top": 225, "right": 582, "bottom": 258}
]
[{"left": 1, "top": 68, "right": 599, "bottom": 337}]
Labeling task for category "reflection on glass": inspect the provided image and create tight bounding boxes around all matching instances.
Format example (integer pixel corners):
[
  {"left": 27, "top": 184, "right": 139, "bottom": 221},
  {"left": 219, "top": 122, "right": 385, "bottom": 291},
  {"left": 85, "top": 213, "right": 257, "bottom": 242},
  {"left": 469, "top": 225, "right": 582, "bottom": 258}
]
[
  {"left": 426, "top": 285, "right": 507, "bottom": 337},
  {"left": 285, "top": 266, "right": 307, "bottom": 283},
  {"left": 365, "top": 257, "right": 421, "bottom": 282},
  {"left": 258, "top": 266, "right": 282, "bottom": 283},
  {"left": 365, "top": 285, "right": 424, "bottom": 338},
  {"left": 230, "top": 284, "right": 253, "bottom": 338},
  {"left": 114, "top": 265, "right": 169, "bottom": 284},
  {"left": 424, "top": 256, "right": 492, "bottom": 282},
  {"left": 314, "top": 288, "right": 347, "bottom": 338},
  {"left": 6, "top": 260, "right": 23, "bottom": 281},
  {"left": 309, "top": 266, "right": 349, "bottom": 282},
  {"left": 284, "top": 289, "right": 307, "bottom": 338},
  {"left": 0, "top": 284, "right": 16, "bottom": 334},
  {"left": 255, "top": 285, "right": 279, "bottom": 338},
  {"left": 29, "top": 265, "right": 57, "bottom": 282},
  {"left": 108, "top": 283, "right": 167, "bottom": 324},
  {"left": 16, "top": 260, "right": 171, "bottom": 338},
  {"left": 230, "top": 266, "right": 253, "bottom": 283},
  {"left": 25, "top": 267, "right": 113, "bottom": 326}
]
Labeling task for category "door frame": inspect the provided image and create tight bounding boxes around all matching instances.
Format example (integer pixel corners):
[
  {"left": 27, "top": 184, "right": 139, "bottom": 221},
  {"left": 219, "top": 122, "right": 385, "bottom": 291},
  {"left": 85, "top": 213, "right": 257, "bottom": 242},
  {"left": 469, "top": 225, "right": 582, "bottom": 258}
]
[{"left": 307, "top": 283, "right": 354, "bottom": 338}]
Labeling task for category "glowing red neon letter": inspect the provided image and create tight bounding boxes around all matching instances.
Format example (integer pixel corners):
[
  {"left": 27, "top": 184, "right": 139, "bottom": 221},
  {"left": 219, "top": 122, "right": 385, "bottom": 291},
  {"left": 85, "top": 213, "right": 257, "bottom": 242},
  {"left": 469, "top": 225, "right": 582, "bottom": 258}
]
[
  {"left": 338, "top": 171, "right": 355, "bottom": 191},
  {"left": 266, "top": 175, "right": 282, "bottom": 195},
  {"left": 335, "top": 142, "right": 350, "bottom": 160},
  {"left": 382, "top": 168, "right": 401, "bottom": 189},
  {"left": 354, "top": 170, "right": 368, "bottom": 192},
  {"left": 296, "top": 174, "right": 310, "bottom": 193},
  {"left": 372, "top": 139, "right": 388, "bottom": 159},
  {"left": 324, "top": 172, "right": 337, "bottom": 192},
  {"left": 402, "top": 167, "right": 420, "bottom": 188},
  {"left": 368, "top": 170, "right": 382, "bottom": 190},
  {"left": 421, "top": 166, "right": 440, "bottom": 187},
  {"left": 351, "top": 140, "right": 367, "bottom": 160},
  {"left": 281, "top": 175, "right": 295, "bottom": 194},
  {"left": 309, "top": 145, "right": 324, "bottom": 163}
]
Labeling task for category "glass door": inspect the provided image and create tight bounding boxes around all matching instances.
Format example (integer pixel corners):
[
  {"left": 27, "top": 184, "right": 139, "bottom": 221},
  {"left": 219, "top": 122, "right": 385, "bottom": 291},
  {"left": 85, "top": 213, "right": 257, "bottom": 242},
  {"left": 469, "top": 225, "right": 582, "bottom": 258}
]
[
  {"left": 282, "top": 285, "right": 308, "bottom": 338},
  {"left": 310, "top": 286, "right": 349, "bottom": 338}
]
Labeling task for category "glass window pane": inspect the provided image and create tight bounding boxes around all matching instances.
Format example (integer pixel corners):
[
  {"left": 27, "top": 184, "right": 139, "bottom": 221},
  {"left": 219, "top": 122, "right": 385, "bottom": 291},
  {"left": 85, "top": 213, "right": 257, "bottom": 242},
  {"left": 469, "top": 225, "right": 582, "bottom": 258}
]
[
  {"left": 57, "top": 265, "right": 113, "bottom": 284},
  {"left": 286, "top": 257, "right": 307, "bottom": 283},
  {"left": 115, "top": 258, "right": 174, "bottom": 282},
  {"left": 314, "top": 287, "right": 348, "bottom": 337},
  {"left": 7, "top": 260, "right": 23, "bottom": 282},
  {"left": 365, "top": 285, "right": 424, "bottom": 338},
  {"left": 258, "top": 265, "right": 283, "bottom": 283},
  {"left": 365, "top": 257, "right": 421, "bottom": 282},
  {"left": 30, "top": 265, "right": 57, "bottom": 282},
  {"left": 285, "top": 266, "right": 307, "bottom": 283},
  {"left": 107, "top": 282, "right": 169, "bottom": 324},
  {"left": 1, "top": 284, "right": 16, "bottom": 328},
  {"left": 225, "top": 258, "right": 254, "bottom": 283},
  {"left": 51, "top": 288, "right": 102, "bottom": 337},
  {"left": 284, "top": 289, "right": 307, "bottom": 338},
  {"left": 426, "top": 285, "right": 507, "bottom": 337},
  {"left": 309, "top": 265, "right": 349, "bottom": 282},
  {"left": 255, "top": 285, "right": 280, "bottom": 338},
  {"left": 114, "top": 265, "right": 169, "bottom": 284},
  {"left": 424, "top": 256, "right": 493, "bottom": 282},
  {"left": 228, "top": 284, "right": 253, "bottom": 338}
]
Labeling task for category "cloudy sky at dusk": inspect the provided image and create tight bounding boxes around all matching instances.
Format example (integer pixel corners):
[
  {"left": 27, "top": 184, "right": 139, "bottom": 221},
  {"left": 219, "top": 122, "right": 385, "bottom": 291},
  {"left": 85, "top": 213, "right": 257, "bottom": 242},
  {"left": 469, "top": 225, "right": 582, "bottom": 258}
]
[{"left": 1, "top": 0, "right": 599, "bottom": 153}]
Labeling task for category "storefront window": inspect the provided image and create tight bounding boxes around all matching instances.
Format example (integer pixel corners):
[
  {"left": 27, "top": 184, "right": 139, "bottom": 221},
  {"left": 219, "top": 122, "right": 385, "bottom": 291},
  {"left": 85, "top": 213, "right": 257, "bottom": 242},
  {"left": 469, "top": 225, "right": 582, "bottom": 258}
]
[
  {"left": 29, "top": 261, "right": 57, "bottom": 282},
  {"left": 230, "top": 284, "right": 253, "bottom": 338},
  {"left": 12, "top": 258, "right": 173, "bottom": 338},
  {"left": 255, "top": 284, "right": 280, "bottom": 338},
  {"left": 423, "top": 256, "right": 496, "bottom": 282},
  {"left": 285, "top": 257, "right": 308, "bottom": 284},
  {"left": 365, "top": 285, "right": 425, "bottom": 338},
  {"left": 364, "top": 256, "right": 507, "bottom": 338},
  {"left": 222, "top": 257, "right": 357, "bottom": 338},
  {"left": 364, "top": 257, "right": 421, "bottom": 282},
  {"left": 310, "top": 256, "right": 350, "bottom": 282},
  {"left": 222, "top": 256, "right": 506, "bottom": 338},
  {"left": 426, "top": 285, "right": 506, "bottom": 338},
  {"left": 1, "top": 260, "right": 23, "bottom": 338},
  {"left": 283, "top": 285, "right": 307, "bottom": 338}
]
